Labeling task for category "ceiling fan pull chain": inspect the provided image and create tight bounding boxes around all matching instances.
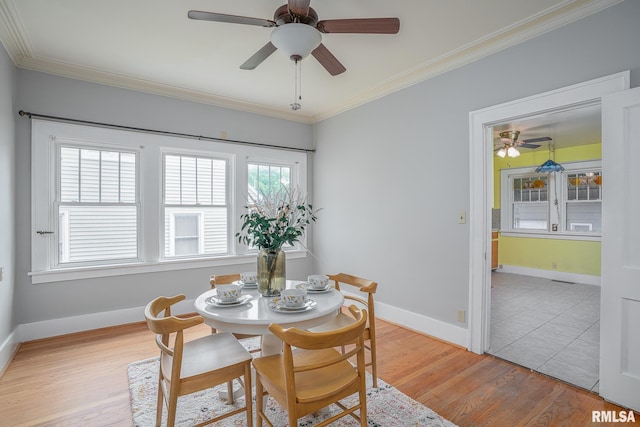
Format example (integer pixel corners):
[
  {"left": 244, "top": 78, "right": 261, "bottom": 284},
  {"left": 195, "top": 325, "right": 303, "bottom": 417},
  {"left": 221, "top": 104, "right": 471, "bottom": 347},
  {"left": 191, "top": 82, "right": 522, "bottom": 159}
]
[{"left": 291, "top": 57, "right": 302, "bottom": 110}]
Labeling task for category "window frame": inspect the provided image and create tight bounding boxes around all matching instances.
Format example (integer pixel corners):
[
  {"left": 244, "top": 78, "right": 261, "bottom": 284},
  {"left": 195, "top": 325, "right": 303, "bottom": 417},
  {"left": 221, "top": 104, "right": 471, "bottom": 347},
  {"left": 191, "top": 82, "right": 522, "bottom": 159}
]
[
  {"left": 30, "top": 120, "right": 310, "bottom": 284},
  {"left": 54, "top": 143, "right": 141, "bottom": 267},
  {"left": 161, "top": 150, "right": 232, "bottom": 260},
  {"left": 500, "top": 160, "right": 602, "bottom": 241}
]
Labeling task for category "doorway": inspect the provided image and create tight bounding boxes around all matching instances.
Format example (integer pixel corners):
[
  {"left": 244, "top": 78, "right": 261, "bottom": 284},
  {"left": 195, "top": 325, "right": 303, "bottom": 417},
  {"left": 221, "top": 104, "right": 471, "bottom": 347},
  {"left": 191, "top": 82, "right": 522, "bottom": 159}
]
[
  {"left": 484, "top": 106, "right": 603, "bottom": 390},
  {"left": 467, "top": 73, "right": 630, "bottom": 386}
]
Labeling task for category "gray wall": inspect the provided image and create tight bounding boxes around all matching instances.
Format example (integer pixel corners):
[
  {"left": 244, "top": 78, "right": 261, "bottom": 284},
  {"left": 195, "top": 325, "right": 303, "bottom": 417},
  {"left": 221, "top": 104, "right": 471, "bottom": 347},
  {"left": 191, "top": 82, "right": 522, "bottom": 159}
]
[
  {"left": 312, "top": 0, "right": 640, "bottom": 327},
  {"left": 14, "top": 71, "right": 314, "bottom": 325},
  {"left": 0, "top": 42, "right": 16, "bottom": 348}
]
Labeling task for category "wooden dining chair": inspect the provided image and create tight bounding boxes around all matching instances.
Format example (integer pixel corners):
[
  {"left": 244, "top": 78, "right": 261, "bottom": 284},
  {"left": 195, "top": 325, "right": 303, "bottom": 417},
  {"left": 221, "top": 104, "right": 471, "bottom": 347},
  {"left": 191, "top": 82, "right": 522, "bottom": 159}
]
[
  {"left": 252, "top": 305, "right": 368, "bottom": 427},
  {"left": 144, "top": 294, "right": 253, "bottom": 427},
  {"left": 308, "top": 273, "right": 379, "bottom": 387}
]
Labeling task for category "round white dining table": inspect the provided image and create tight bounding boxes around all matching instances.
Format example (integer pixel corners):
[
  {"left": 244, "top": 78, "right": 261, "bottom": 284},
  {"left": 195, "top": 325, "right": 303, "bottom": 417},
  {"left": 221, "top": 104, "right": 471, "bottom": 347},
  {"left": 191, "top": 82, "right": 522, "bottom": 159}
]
[{"left": 194, "top": 280, "right": 344, "bottom": 355}]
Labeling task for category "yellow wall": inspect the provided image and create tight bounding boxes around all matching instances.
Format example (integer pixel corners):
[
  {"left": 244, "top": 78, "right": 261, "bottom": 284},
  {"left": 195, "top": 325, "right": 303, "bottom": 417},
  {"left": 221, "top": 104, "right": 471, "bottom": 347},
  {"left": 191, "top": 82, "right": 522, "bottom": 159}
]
[
  {"left": 494, "top": 143, "right": 602, "bottom": 276},
  {"left": 499, "top": 236, "right": 601, "bottom": 276}
]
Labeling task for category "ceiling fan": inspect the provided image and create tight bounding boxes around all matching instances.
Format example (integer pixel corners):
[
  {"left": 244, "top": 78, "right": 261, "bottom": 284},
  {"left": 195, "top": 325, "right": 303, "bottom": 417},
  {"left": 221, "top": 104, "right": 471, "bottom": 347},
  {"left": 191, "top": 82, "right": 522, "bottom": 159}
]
[
  {"left": 495, "top": 130, "right": 551, "bottom": 158},
  {"left": 188, "top": 0, "right": 400, "bottom": 76}
]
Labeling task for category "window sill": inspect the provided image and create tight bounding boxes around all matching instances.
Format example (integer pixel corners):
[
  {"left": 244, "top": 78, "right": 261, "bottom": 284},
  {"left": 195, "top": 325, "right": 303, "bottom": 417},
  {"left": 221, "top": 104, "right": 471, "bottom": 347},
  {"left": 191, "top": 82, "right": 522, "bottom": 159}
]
[
  {"left": 499, "top": 231, "right": 601, "bottom": 242},
  {"left": 29, "top": 250, "right": 309, "bottom": 284}
]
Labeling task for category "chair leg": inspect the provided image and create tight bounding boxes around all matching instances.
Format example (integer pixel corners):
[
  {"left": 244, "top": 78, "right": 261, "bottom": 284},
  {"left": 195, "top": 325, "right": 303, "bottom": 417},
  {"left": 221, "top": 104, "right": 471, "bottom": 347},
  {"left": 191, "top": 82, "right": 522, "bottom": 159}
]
[
  {"left": 155, "top": 377, "right": 164, "bottom": 427},
  {"left": 369, "top": 343, "right": 378, "bottom": 388},
  {"left": 359, "top": 384, "right": 368, "bottom": 427},
  {"left": 244, "top": 364, "right": 253, "bottom": 427},
  {"left": 166, "top": 390, "right": 179, "bottom": 427},
  {"left": 227, "top": 380, "right": 235, "bottom": 404},
  {"left": 255, "top": 376, "right": 264, "bottom": 427}
]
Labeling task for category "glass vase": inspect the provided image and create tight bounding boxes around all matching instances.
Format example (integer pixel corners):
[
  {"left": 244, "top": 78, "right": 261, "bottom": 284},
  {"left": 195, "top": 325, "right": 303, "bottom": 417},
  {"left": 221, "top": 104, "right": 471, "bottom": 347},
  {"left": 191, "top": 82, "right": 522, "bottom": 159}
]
[{"left": 257, "top": 248, "right": 286, "bottom": 297}]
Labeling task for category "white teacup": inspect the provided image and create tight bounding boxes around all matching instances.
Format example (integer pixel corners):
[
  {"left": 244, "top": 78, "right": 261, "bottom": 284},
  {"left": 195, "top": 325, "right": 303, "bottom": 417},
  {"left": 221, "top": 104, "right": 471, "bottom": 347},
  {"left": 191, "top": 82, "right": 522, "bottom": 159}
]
[
  {"left": 281, "top": 288, "right": 307, "bottom": 307},
  {"left": 240, "top": 271, "right": 257, "bottom": 284},
  {"left": 216, "top": 284, "right": 242, "bottom": 302},
  {"left": 307, "top": 274, "right": 329, "bottom": 290}
]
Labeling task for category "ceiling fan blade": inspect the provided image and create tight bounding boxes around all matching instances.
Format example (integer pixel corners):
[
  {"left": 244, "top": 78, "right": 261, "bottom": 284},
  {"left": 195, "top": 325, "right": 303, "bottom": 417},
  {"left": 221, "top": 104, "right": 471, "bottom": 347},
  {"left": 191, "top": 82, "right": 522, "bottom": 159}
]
[
  {"left": 317, "top": 18, "right": 400, "bottom": 34},
  {"left": 519, "top": 143, "right": 541, "bottom": 149},
  {"left": 240, "top": 42, "right": 277, "bottom": 70},
  {"left": 311, "top": 44, "right": 346, "bottom": 76},
  {"left": 522, "top": 136, "right": 552, "bottom": 144},
  {"left": 288, "top": 0, "right": 311, "bottom": 17},
  {"left": 188, "top": 10, "right": 276, "bottom": 27}
]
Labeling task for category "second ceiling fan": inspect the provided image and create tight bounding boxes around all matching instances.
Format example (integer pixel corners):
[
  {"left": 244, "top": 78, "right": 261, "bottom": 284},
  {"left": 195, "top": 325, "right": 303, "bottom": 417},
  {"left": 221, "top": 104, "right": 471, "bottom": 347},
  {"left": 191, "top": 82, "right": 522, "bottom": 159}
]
[
  {"left": 188, "top": 0, "right": 400, "bottom": 76},
  {"left": 496, "top": 130, "right": 551, "bottom": 158}
]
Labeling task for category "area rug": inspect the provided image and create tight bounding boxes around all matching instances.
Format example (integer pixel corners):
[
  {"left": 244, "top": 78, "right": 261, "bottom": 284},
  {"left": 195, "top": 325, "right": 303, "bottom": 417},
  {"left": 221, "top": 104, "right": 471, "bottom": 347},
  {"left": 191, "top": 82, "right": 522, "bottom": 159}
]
[{"left": 128, "top": 355, "right": 456, "bottom": 427}]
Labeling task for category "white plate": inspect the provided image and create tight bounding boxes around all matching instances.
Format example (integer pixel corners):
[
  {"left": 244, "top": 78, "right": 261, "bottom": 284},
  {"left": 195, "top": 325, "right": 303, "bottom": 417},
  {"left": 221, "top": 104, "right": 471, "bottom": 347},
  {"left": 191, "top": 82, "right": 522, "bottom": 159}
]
[
  {"left": 268, "top": 298, "right": 317, "bottom": 313},
  {"left": 295, "top": 283, "right": 332, "bottom": 293},
  {"left": 206, "top": 294, "right": 252, "bottom": 307},
  {"left": 233, "top": 280, "right": 258, "bottom": 288}
]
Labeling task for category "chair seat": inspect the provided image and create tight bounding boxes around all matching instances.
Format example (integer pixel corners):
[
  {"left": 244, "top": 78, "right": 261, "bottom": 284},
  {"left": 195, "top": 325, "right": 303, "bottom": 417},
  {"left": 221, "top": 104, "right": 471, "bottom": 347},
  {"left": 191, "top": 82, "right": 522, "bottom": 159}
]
[
  {"left": 307, "top": 312, "right": 355, "bottom": 333},
  {"left": 162, "top": 332, "right": 252, "bottom": 380},
  {"left": 253, "top": 348, "right": 358, "bottom": 403}
]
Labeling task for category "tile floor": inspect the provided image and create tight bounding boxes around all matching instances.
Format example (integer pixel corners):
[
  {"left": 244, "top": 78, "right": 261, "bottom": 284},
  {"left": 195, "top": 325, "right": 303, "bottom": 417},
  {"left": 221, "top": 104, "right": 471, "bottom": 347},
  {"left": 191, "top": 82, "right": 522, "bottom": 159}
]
[{"left": 488, "top": 272, "right": 601, "bottom": 392}]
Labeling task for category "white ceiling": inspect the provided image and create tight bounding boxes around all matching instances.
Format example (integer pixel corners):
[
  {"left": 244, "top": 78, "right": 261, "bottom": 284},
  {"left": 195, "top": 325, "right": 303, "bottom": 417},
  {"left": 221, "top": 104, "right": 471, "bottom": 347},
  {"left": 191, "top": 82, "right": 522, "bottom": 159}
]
[
  {"left": 493, "top": 102, "right": 602, "bottom": 151},
  {"left": 0, "top": 0, "right": 618, "bottom": 124}
]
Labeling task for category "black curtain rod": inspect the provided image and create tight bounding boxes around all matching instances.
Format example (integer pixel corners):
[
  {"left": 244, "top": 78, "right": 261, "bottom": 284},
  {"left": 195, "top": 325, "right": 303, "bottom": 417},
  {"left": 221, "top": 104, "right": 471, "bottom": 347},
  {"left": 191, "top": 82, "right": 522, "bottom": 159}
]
[{"left": 18, "top": 110, "right": 315, "bottom": 154}]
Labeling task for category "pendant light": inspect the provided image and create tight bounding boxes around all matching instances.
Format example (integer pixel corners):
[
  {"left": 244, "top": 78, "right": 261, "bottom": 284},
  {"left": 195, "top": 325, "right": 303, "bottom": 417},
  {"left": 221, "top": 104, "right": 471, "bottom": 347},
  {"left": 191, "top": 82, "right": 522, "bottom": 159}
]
[{"left": 535, "top": 141, "right": 564, "bottom": 173}]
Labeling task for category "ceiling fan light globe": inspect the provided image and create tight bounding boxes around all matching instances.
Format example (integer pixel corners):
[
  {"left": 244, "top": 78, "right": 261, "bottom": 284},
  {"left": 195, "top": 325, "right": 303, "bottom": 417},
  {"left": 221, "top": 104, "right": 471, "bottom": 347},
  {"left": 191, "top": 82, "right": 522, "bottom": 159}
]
[
  {"left": 496, "top": 148, "right": 507, "bottom": 158},
  {"left": 507, "top": 146, "right": 520, "bottom": 158},
  {"left": 271, "top": 23, "right": 322, "bottom": 60}
]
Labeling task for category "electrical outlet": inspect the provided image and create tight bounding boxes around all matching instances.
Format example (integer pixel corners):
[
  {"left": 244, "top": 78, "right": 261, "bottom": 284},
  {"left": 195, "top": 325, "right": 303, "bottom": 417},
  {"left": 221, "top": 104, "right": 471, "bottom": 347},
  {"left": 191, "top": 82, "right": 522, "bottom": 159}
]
[
  {"left": 457, "top": 309, "right": 465, "bottom": 323},
  {"left": 220, "top": 130, "right": 228, "bottom": 139},
  {"left": 457, "top": 211, "right": 466, "bottom": 224}
]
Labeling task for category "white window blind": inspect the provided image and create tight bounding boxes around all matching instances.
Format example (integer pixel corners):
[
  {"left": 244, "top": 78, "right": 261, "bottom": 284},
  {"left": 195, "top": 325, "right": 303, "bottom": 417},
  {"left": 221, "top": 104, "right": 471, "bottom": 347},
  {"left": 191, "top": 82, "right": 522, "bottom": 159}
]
[
  {"left": 58, "top": 146, "right": 138, "bottom": 264},
  {"left": 30, "top": 119, "right": 309, "bottom": 282},
  {"left": 163, "top": 154, "right": 229, "bottom": 258}
]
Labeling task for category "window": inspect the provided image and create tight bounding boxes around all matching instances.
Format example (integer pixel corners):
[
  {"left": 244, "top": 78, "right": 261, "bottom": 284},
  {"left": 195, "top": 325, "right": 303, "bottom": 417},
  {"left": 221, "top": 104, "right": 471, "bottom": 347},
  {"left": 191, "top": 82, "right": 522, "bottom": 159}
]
[
  {"left": 30, "top": 120, "right": 309, "bottom": 282},
  {"left": 500, "top": 160, "right": 602, "bottom": 238},
  {"left": 565, "top": 171, "right": 602, "bottom": 232},
  {"left": 248, "top": 162, "right": 291, "bottom": 199},
  {"left": 57, "top": 145, "right": 139, "bottom": 265},
  {"left": 163, "top": 154, "right": 229, "bottom": 258},
  {"left": 512, "top": 175, "right": 548, "bottom": 230}
]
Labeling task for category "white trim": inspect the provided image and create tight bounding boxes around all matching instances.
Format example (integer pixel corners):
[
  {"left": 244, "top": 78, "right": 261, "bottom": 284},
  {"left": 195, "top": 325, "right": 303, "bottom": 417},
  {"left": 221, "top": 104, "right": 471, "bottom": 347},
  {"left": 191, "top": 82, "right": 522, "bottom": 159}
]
[
  {"left": 468, "top": 71, "right": 630, "bottom": 355},
  {"left": 12, "top": 296, "right": 466, "bottom": 350},
  {"left": 0, "top": 330, "right": 19, "bottom": 376},
  {"left": 497, "top": 264, "right": 601, "bottom": 286},
  {"left": 17, "top": 299, "right": 196, "bottom": 343},
  {"left": 28, "top": 250, "right": 308, "bottom": 284},
  {"left": 375, "top": 301, "right": 468, "bottom": 348}
]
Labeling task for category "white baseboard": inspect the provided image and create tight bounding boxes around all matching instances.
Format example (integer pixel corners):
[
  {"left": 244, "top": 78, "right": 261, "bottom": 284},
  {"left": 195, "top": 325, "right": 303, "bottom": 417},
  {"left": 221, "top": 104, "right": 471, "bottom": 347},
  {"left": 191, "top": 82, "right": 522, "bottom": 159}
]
[
  {"left": 17, "top": 298, "right": 195, "bottom": 342},
  {"left": 497, "top": 264, "right": 601, "bottom": 286},
  {"left": 0, "top": 330, "right": 19, "bottom": 376},
  {"left": 12, "top": 296, "right": 468, "bottom": 356},
  {"left": 375, "top": 301, "right": 468, "bottom": 348}
]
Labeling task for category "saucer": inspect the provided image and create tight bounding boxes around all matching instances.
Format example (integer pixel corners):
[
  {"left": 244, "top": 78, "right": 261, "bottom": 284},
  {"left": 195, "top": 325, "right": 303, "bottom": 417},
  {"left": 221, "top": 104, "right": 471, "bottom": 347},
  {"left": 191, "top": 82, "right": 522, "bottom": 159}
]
[
  {"left": 233, "top": 280, "right": 258, "bottom": 288},
  {"left": 268, "top": 298, "right": 316, "bottom": 313},
  {"left": 205, "top": 294, "right": 252, "bottom": 307},
  {"left": 296, "top": 282, "right": 331, "bottom": 293}
]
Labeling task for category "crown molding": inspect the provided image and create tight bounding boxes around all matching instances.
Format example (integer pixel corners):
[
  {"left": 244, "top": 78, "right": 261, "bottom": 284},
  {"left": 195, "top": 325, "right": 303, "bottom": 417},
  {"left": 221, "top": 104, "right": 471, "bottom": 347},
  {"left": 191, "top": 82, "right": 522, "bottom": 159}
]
[
  {"left": 309, "top": 0, "right": 623, "bottom": 123},
  {"left": 0, "top": 0, "right": 33, "bottom": 59},
  {"left": 1, "top": 0, "right": 622, "bottom": 125}
]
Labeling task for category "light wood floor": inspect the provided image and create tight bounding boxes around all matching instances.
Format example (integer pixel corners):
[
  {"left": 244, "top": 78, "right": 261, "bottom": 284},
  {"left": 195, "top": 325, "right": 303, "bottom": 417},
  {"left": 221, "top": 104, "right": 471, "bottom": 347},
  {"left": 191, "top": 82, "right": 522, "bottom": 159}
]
[{"left": 0, "top": 319, "right": 636, "bottom": 426}]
